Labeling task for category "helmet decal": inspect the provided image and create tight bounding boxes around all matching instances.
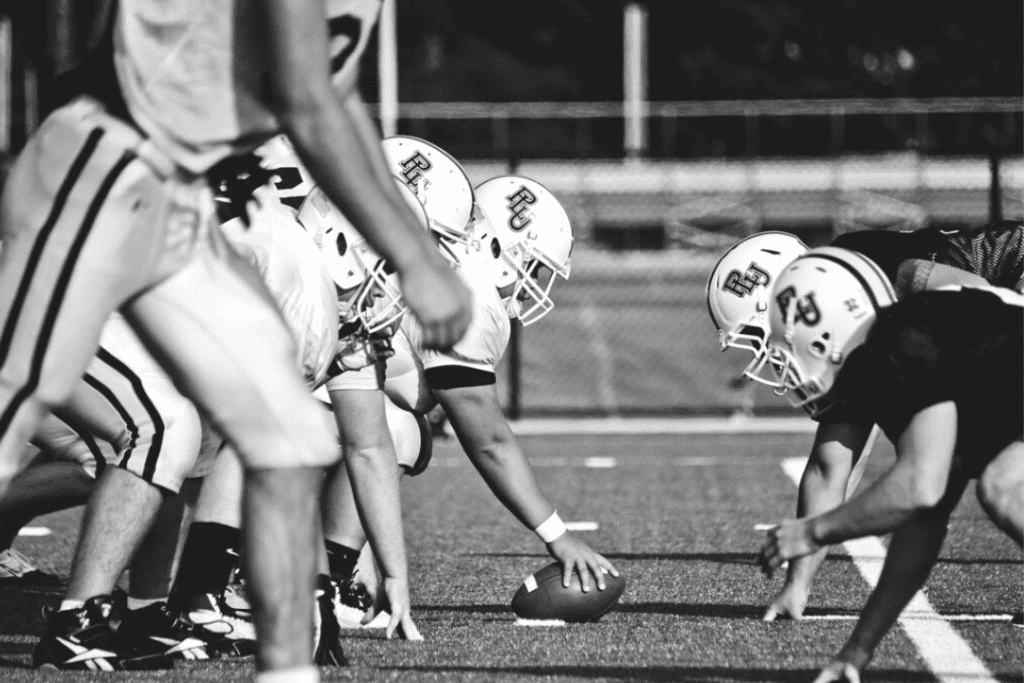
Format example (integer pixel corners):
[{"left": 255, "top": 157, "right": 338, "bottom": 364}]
[
  {"left": 399, "top": 151, "right": 432, "bottom": 190},
  {"left": 506, "top": 185, "right": 538, "bottom": 231},
  {"left": 775, "top": 286, "right": 822, "bottom": 327},
  {"left": 722, "top": 262, "right": 771, "bottom": 297}
]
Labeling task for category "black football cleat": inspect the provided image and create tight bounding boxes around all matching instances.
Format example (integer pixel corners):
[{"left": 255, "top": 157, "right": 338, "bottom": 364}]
[
  {"left": 181, "top": 591, "right": 257, "bottom": 658},
  {"left": 313, "top": 577, "right": 349, "bottom": 666},
  {"left": 331, "top": 575, "right": 373, "bottom": 629},
  {"left": 33, "top": 596, "right": 121, "bottom": 671},
  {"left": 114, "top": 601, "right": 210, "bottom": 668}
]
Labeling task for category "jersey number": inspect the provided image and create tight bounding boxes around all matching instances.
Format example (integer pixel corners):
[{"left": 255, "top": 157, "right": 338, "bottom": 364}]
[{"left": 328, "top": 16, "right": 362, "bottom": 74}]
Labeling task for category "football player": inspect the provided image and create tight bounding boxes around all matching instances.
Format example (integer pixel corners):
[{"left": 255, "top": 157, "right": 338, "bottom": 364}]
[
  {"left": 0, "top": 2, "right": 471, "bottom": 682},
  {"left": 318, "top": 154, "right": 620, "bottom": 624},
  {"left": 756, "top": 247, "right": 1023, "bottom": 683},
  {"left": 168, "top": 155, "right": 429, "bottom": 657},
  {"left": 706, "top": 221, "right": 1024, "bottom": 621}
]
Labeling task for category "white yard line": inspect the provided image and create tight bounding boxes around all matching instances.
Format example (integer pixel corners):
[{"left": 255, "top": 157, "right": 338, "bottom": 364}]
[
  {"left": 509, "top": 416, "right": 817, "bottom": 436},
  {"left": 780, "top": 457, "right": 998, "bottom": 683},
  {"left": 577, "top": 303, "right": 619, "bottom": 414}
]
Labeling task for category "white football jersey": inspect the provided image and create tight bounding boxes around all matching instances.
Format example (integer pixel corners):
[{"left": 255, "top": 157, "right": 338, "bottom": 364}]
[
  {"left": 220, "top": 187, "right": 340, "bottom": 389},
  {"left": 325, "top": 252, "right": 510, "bottom": 414},
  {"left": 115, "top": 0, "right": 382, "bottom": 173}
]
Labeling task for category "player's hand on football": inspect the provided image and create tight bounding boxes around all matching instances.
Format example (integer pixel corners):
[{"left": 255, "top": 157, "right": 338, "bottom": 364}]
[
  {"left": 547, "top": 533, "right": 620, "bottom": 593},
  {"left": 399, "top": 260, "right": 472, "bottom": 351},
  {"left": 378, "top": 576, "right": 423, "bottom": 642},
  {"left": 762, "top": 580, "right": 810, "bottom": 621},
  {"left": 812, "top": 660, "right": 861, "bottom": 683},
  {"left": 758, "top": 519, "right": 820, "bottom": 579}
]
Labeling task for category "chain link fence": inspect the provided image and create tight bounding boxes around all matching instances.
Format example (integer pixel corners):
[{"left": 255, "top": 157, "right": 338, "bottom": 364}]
[{"left": 464, "top": 154, "right": 1023, "bottom": 417}]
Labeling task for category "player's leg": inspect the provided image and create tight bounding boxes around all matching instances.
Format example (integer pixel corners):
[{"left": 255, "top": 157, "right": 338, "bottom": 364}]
[
  {"left": 0, "top": 101, "right": 172, "bottom": 503},
  {"left": 976, "top": 439, "right": 1024, "bottom": 546},
  {"left": 123, "top": 237, "right": 338, "bottom": 673}
]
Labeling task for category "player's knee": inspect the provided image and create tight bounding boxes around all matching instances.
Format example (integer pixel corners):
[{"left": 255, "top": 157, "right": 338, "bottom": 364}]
[{"left": 977, "top": 454, "right": 1023, "bottom": 520}]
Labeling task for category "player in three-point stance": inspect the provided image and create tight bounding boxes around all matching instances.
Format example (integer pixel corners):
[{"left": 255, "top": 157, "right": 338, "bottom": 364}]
[
  {"left": 0, "top": 1, "right": 470, "bottom": 680},
  {"left": 756, "top": 247, "right": 1023, "bottom": 683},
  {"left": 706, "top": 221, "right": 1023, "bottom": 621}
]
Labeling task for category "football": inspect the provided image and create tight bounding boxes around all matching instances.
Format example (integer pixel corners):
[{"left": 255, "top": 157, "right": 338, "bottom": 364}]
[{"left": 510, "top": 562, "right": 626, "bottom": 622}]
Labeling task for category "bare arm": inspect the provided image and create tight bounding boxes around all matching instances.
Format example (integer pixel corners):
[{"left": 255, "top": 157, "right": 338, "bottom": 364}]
[
  {"left": 810, "top": 403, "right": 956, "bottom": 545},
  {"left": 329, "top": 387, "right": 420, "bottom": 640},
  {"left": 434, "top": 383, "right": 619, "bottom": 589},
  {"left": 261, "top": 0, "right": 471, "bottom": 348},
  {"left": 760, "top": 403, "right": 957, "bottom": 575},
  {"left": 824, "top": 477, "right": 967, "bottom": 678},
  {"left": 764, "top": 419, "right": 873, "bottom": 620}
]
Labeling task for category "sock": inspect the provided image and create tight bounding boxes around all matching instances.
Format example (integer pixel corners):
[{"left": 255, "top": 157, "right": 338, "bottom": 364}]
[
  {"left": 324, "top": 540, "right": 361, "bottom": 582},
  {"left": 59, "top": 599, "right": 86, "bottom": 612},
  {"left": 171, "top": 522, "right": 240, "bottom": 604},
  {"left": 127, "top": 597, "right": 165, "bottom": 611},
  {"left": 255, "top": 665, "right": 319, "bottom": 683}
]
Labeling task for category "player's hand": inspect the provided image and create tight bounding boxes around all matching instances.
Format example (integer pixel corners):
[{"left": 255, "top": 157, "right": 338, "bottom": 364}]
[
  {"left": 335, "top": 330, "right": 394, "bottom": 372},
  {"left": 399, "top": 259, "right": 472, "bottom": 351},
  {"left": 762, "top": 580, "right": 810, "bottom": 621},
  {"left": 812, "top": 660, "right": 861, "bottom": 683},
  {"left": 758, "top": 519, "right": 820, "bottom": 579},
  {"left": 547, "top": 533, "right": 620, "bottom": 593},
  {"left": 378, "top": 576, "right": 423, "bottom": 642}
]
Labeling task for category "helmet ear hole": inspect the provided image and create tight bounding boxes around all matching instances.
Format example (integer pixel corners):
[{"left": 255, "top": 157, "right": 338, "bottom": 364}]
[
  {"left": 809, "top": 338, "right": 828, "bottom": 357},
  {"left": 335, "top": 233, "right": 348, "bottom": 257},
  {"left": 490, "top": 238, "right": 501, "bottom": 259}
]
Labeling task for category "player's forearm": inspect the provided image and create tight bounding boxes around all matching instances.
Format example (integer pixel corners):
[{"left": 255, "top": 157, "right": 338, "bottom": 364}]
[
  {"left": 466, "top": 442, "right": 555, "bottom": 530},
  {"left": 279, "top": 102, "right": 437, "bottom": 273},
  {"left": 344, "top": 445, "right": 408, "bottom": 580},
  {"left": 810, "top": 463, "right": 931, "bottom": 545},
  {"left": 340, "top": 92, "right": 401, "bottom": 191},
  {"left": 839, "top": 510, "right": 950, "bottom": 665}
]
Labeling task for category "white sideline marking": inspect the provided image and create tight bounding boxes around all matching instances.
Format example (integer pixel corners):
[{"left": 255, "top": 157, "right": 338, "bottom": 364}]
[
  {"left": 584, "top": 457, "right": 617, "bottom": 468},
  {"left": 17, "top": 527, "right": 51, "bottom": 537},
  {"left": 514, "top": 618, "right": 566, "bottom": 627},
  {"left": 801, "top": 614, "right": 1014, "bottom": 623},
  {"left": 509, "top": 416, "right": 817, "bottom": 436},
  {"left": 780, "top": 458, "right": 998, "bottom": 683},
  {"left": 566, "top": 521, "right": 599, "bottom": 532},
  {"left": 577, "top": 304, "right": 618, "bottom": 414}
]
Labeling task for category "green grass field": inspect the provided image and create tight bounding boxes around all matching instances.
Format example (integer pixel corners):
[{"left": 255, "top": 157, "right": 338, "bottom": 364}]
[{"left": 1, "top": 431, "right": 1021, "bottom": 682}]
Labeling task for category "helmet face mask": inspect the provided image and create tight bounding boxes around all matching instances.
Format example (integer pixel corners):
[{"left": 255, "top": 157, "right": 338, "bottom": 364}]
[
  {"left": 474, "top": 176, "right": 573, "bottom": 326},
  {"left": 299, "top": 179, "right": 429, "bottom": 336},
  {"left": 765, "top": 246, "right": 897, "bottom": 414},
  {"left": 706, "top": 231, "right": 810, "bottom": 387}
]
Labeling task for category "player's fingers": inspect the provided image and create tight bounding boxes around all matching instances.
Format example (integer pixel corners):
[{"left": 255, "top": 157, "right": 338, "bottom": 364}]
[
  {"left": 385, "top": 612, "right": 401, "bottom": 640},
  {"left": 562, "top": 562, "right": 573, "bottom": 589},
  {"left": 597, "top": 554, "right": 620, "bottom": 577},
  {"left": 401, "top": 615, "right": 424, "bottom": 642},
  {"left": 576, "top": 561, "right": 592, "bottom": 593},
  {"left": 588, "top": 561, "right": 607, "bottom": 591}
]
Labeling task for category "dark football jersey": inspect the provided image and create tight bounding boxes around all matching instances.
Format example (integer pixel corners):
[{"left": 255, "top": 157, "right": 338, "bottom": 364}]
[
  {"left": 827, "top": 289, "right": 1022, "bottom": 478},
  {"left": 831, "top": 221, "right": 1023, "bottom": 288}
]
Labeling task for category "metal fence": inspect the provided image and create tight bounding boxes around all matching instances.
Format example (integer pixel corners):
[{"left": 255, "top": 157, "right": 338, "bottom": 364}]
[{"left": 458, "top": 152, "right": 1023, "bottom": 417}]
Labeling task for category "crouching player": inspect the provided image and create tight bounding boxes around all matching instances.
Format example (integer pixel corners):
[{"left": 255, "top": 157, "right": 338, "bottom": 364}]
[
  {"left": 318, "top": 146, "right": 619, "bottom": 625},
  {"left": 706, "top": 220, "right": 1024, "bottom": 621},
  {"left": 756, "top": 247, "right": 1023, "bottom": 682}
]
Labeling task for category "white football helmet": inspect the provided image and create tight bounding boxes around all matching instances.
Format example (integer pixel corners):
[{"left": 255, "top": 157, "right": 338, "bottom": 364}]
[
  {"left": 706, "top": 232, "right": 809, "bottom": 386},
  {"left": 766, "top": 246, "right": 897, "bottom": 417},
  {"left": 298, "top": 178, "right": 429, "bottom": 334},
  {"left": 380, "top": 136, "right": 475, "bottom": 254},
  {"left": 473, "top": 176, "right": 573, "bottom": 326}
]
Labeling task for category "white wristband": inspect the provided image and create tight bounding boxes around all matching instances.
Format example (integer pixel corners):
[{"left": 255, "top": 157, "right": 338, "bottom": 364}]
[{"left": 534, "top": 511, "right": 567, "bottom": 544}]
